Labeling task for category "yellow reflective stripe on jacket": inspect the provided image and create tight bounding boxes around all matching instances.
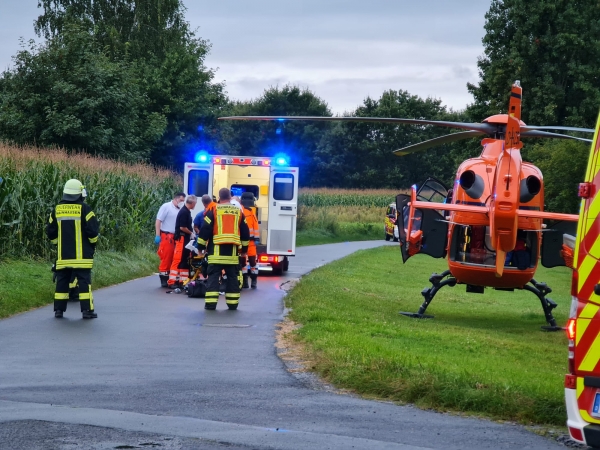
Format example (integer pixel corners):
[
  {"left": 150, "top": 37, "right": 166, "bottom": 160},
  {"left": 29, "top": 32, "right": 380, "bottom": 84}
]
[
  {"left": 58, "top": 220, "right": 63, "bottom": 258},
  {"left": 56, "top": 259, "right": 94, "bottom": 269},
  {"left": 50, "top": 238, "right": 58, "bottom": 245},
  {"left": 241, "top": 240, "right": 250, "bottom": 246},
  {"left": 204, "top": 216, "right": 212, "bottom": 225},
  {"left": 208, "top": 255, "right": 239, "bottom": 264},
  {"left": 197, "top": 238, "right": 207, "bottom": 246},
  {"left": 213, "top": 234, "right": 242, "bottom": 245},
  {"left": 88, "top": 236, "right": 98, "bottom": 244},
  {"left": 85, "top": 211, "right": 95, "bottom": 222},
  {"left": 75, "top": 219, "right": 82, "bottom": 260},
  {"left": 48, "top": 214, "right": 54, "bottom": 224}
]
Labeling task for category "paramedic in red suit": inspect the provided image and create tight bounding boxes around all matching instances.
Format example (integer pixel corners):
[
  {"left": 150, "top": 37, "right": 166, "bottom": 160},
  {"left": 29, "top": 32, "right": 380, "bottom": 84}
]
[{"left": 155, "top": 192, "right": 186, "bottom": 287}]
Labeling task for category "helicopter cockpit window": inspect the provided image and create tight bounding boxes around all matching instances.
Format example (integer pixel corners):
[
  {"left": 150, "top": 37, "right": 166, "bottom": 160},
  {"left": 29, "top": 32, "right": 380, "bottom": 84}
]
[{"left": 417, "top": 179, "right": 448, "bottom": 204}]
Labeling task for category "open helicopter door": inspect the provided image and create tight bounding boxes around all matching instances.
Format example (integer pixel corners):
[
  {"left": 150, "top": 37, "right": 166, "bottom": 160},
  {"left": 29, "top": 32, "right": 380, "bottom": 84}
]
[
  {"left": 267, "top": 166, "right": 299, "bottom": 255},
  {"left": 397, "top": 177, "right": 449, "bottom": 263},
  {"left": 541, "top": 220, "right": 578, "bottom": 268}
]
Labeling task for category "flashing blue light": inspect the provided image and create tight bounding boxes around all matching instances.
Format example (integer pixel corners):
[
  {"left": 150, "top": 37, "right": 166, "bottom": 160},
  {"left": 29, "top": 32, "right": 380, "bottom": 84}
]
[
  {"left": 277, "top": 118, "right": 285, "bottom": 122},
  {"left": 273, "top": 153, "right": 289, "bottom": 166},
  {"left": 195, "top": 152, "right": 209, "bottom": 163},
  {"left": 276, "top": 127, "right": 282, "bottom": 135},
  {"left": 197, "top": 125, "right": 204, "bottom": 132}
]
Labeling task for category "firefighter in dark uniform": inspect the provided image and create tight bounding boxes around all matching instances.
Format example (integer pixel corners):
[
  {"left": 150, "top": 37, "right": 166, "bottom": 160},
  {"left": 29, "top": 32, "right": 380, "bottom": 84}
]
[
  {"left": 46, "top": 179, "right": 99, "bottom": 319},
  {"left": 197, "top": 188, "right": 250, "bottom": 310}
]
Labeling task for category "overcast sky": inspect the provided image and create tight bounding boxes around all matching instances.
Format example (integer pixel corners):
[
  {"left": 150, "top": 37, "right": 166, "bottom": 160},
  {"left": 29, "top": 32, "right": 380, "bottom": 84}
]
[{"left": 0, "top": 0, "right": 491, "bottom": 114}]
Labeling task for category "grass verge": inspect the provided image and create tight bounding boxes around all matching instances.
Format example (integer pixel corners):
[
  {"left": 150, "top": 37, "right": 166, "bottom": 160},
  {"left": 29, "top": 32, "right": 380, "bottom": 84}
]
[
  {"left": 296, "top": 222, "right": 381, "bottom": 246},
  {"left": 0, "top": 248, "right": 158, "bottom": 319},
  {"left": 285, "top": 246, "right": 571, "bottom": 426}
]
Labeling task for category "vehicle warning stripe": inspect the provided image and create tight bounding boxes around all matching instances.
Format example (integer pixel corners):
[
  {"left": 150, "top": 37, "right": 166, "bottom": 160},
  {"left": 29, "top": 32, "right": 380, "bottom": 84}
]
[
  {"left": 579, "top": 331, "right": 600, "bottom": 372},
  {"left": 578, "top": 376, "right": 585, "bottom": 399},
  {"left": 578, "top": 254, "right": 598, "bottom": 293},
  {"left": 577, "top": 318, "right": 593, "bottom": 346}
]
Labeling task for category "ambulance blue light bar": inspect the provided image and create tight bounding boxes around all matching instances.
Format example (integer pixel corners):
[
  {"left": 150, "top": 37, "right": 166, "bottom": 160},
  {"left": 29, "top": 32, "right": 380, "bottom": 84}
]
[
  {"left": 194, "top": 152, "right": 209, "bottom": 163},
  {"left": 273, "top": 153, "right": 289, "bottom": 166}
]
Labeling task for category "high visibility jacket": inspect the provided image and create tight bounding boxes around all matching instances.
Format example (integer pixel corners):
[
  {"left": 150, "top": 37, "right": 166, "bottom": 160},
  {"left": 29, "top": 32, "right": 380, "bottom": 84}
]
[
  {"left": 198, "top": 204, "right": 250, "bottom": 265},
  {"left": 46, "top": 200, "right": 99, "bottom": 270},
  {"left": 203, "top": 201, "right": 217, "bottom": 217},
  {"left": 242, "top": 206, "right": 259, "bottom": 243}
]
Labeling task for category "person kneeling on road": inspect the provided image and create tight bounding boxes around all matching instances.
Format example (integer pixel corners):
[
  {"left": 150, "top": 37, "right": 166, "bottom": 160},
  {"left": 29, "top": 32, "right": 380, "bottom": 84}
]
[
  {"left": 197, "top": 188, "right": 250, "bottom": 310},
  {"left": 46, "top": 179, "right": 99, "bottom": 319}
]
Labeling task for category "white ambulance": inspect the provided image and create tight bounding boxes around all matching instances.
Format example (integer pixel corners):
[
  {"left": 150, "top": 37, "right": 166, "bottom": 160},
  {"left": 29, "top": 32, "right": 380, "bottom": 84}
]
[{"left": 183, "top": 154, "right": 298, "bottom": 275}]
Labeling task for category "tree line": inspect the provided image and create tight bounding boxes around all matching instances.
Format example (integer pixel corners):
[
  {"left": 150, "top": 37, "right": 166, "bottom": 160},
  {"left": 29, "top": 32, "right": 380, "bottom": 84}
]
[{"left": 0, "top": 0, "right": 598, "bottom": 213}]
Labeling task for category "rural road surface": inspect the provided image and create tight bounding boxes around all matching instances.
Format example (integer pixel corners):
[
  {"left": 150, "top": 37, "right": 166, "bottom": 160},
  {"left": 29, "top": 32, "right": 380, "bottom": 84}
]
[{"left": 0, "top": 241, "right": 566, "bottom": 449}]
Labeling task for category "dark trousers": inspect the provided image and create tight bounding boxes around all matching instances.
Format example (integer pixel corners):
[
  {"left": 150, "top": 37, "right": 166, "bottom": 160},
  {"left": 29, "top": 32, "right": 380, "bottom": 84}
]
[
  {"left": 205, "top": 264, "right": 241, "bottom": 307},
  {"left": 55, "top": 269, "right": 93, "bottom": 312}
]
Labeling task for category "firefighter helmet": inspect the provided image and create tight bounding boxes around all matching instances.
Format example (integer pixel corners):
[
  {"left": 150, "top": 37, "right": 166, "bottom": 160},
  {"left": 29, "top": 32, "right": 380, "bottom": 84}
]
[{"left": 63, "top": 179, "right": 87, "bottom": 201}]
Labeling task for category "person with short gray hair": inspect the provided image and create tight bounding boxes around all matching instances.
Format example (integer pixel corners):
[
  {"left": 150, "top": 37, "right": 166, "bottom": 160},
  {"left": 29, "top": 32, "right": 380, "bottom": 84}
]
[{"left": 168, "top": 195, "right": 197, "bottom": 288}]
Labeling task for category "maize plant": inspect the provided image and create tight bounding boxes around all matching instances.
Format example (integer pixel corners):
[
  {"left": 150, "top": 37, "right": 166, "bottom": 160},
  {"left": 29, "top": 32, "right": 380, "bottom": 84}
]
[
  {"left": 298, "top": 188, "right": 406, "bottom": 208},
  {"left": 0, "top": 144, "right": 180, "bottom": 260}
]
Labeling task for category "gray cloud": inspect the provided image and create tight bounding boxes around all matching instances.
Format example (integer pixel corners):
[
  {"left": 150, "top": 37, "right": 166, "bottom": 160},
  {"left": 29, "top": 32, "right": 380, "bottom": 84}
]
[{"left": 0, "top": 0, "right": 491, "bottom": 113}]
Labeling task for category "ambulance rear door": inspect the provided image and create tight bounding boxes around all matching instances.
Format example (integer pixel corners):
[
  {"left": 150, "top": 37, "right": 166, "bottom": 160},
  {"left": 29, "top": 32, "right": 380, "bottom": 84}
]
[
  {"left": 267, "top": 167, "right": 298, "bottom": 255},
  {"left": 184, "top": 161, "right": 213, "bottom": 219}
]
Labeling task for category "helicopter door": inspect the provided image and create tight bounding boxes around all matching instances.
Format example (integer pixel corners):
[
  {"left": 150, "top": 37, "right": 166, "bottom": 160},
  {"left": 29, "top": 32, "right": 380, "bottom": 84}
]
[
  {"left": 396, "top": 191, "right": 448, "bottom": 263},
  {"left": 541, "top": 220, "right": 578, "bottom": 268}
]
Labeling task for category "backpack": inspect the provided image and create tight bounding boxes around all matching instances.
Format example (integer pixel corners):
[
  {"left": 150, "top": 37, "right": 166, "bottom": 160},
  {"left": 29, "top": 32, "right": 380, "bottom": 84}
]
[{"left": 186, "top": 280, "right": 207, "bottom": 298}]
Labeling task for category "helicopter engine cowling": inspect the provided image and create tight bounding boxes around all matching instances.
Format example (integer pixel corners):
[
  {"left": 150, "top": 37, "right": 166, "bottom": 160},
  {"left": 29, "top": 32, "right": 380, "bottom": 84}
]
[
  {"left": 519, "top": 175, "right": 541, "bottom": 203},
  {"left": 459, "top": 170, "right": 485, "bottom": 200}
]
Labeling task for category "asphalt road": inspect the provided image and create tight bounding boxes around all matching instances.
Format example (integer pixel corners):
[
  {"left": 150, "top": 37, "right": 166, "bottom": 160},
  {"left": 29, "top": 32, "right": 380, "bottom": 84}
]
[{"left": 0, "top": 241, "right": 567, "bottom": 450}]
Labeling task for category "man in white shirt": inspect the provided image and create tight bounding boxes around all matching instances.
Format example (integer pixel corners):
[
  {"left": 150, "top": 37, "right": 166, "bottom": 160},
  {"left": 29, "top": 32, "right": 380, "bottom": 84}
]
[{"left": 155, "top": 192, "right": 186, "bottom": 287}]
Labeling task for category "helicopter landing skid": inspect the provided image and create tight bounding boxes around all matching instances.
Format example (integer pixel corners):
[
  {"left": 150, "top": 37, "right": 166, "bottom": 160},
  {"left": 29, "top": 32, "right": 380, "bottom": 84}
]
[
  {"left": 399, "top": 270, "right": 457, "bottom": 319},
  {"left": 522, "top": 279, "right": 562, "bottom": 332},
  {"left": 400, "top": 273, "right": 562, "bottom": 332}
]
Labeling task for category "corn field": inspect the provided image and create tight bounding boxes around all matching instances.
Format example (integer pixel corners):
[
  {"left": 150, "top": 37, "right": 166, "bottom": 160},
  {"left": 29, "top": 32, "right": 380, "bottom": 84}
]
[
  {"left": 0, "top": 144, "right": 180, "bottom": 259},
  {"left": 298, "top": 188, "right": 406, "bottom": 208}
]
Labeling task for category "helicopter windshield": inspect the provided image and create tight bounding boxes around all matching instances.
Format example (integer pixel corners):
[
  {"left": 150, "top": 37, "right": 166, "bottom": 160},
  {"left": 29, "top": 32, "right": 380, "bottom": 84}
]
[{"left": 416, "top": 178, "right": 448, "bottom": 204}]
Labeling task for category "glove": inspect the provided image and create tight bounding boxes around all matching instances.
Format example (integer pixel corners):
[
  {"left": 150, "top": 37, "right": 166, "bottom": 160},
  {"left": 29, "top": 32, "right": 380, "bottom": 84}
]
[{"left": 154, "top": 235, "right": 161, "bottom": 245}]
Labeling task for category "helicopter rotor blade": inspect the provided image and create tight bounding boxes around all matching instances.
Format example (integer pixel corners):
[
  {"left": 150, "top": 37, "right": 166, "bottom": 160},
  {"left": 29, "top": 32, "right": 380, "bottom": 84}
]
[
  {"left": 521, "top": 125, "right": 595, "bottom": 134},
  {"left": 392, "top": 131, "right": 485, "bottom": 156},
  {"left": 219, "top": 116, "right": 497, "bottom": 134},
  {"left": 521, "top": 130, "right": 592, "bottom": 143}
]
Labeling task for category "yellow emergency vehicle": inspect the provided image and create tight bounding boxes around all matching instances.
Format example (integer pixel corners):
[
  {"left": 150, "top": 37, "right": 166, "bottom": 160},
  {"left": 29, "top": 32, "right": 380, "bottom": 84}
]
[
  {"left": 183, "top": 154, "right": 298, "bottom": 275},
  {"left": 564, "top": 115, "right": 600, "bottom": 447}
]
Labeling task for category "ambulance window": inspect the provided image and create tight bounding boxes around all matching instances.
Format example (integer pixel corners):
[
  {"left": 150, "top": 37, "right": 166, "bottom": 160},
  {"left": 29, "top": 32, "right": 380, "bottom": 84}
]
[
  {"left": 273, "top": 173, "right": 294, "bottom": 201},
  {"left": 230, "top": 185, "right": 260, "bottom": 199},
  {"left": 188, "top": 170, "right": 209, "bottom": 196}
]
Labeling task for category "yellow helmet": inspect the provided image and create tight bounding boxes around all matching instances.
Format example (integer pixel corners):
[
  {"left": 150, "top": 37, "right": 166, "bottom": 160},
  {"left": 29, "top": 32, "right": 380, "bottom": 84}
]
[{"left": 63, "top": 179, "right": 87, "bottom": 201}]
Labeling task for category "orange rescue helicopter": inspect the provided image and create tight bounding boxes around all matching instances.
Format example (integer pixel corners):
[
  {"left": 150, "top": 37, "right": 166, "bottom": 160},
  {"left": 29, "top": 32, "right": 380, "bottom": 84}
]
[{"left": 220, "top": 81, "right": 594, "bottom": 330}]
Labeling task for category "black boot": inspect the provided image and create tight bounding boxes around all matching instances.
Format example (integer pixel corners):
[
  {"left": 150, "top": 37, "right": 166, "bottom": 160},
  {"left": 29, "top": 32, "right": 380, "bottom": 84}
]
[
  {"left": 242, "top": 274, "right": 250, "bottom": 289},
  {"left": 205, "top": 303, "right": 217, "bottom": 310},
  {"left": 250, "top": 274, "right": 258, "bottom": 289},
  {"left": 55, "top": 310, "right": 63, "bottom": 318},
  {"left": 227, "top": 303, "right": 238, "bottom": 311},
  {"left": 82, "top": 310, "right": 98, "bottom": 319},
  {"left": 159, "top": 275, "right": 169, "bottom": 288}
]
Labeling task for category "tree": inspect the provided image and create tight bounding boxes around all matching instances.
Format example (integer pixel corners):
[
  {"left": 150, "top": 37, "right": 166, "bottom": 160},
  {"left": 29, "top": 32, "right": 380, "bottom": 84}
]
[
  {"left": 0, "top": 0, "right": 225, "bottom": 165},
  {"left": 468, "top": 0, "right": 600, "bottom": 128},
  {"left": 218, "top": 85, "right": 332, "bottom": 186},
  {"left": 312, "top": 90, "right": 471, "bottom": 189},
  {"left": 0, "top": 23, "right": 165, "bottom": 161},
  {"left": 524, "top": 140, "right": 589, "bottom": 214}
]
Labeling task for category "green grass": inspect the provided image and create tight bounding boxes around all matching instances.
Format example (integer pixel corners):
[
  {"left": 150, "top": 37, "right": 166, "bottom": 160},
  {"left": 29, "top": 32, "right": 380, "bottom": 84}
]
[
  {"left": 286, "top": 246, "right": 571, "bottom": 426},
  {"left": 0, "top": 248, "right": 158, "bottom": 318},
  {"left": 296, "top": 222, "right": 382, "bottom": 246}
]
